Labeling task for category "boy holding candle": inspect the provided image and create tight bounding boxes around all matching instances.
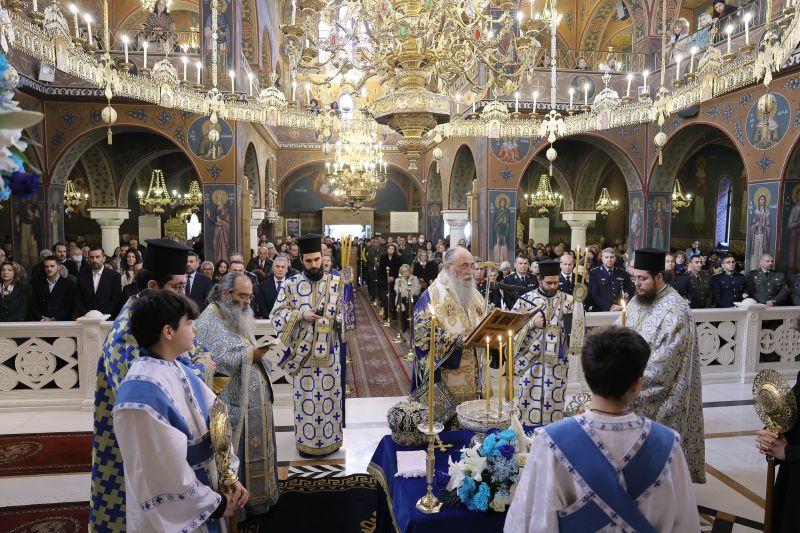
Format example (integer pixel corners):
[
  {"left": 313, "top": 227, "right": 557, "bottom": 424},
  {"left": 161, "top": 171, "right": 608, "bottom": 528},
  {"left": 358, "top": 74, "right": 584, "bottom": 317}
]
[{"left": 505, "top": 327, "right": 698, "bottom": 533}]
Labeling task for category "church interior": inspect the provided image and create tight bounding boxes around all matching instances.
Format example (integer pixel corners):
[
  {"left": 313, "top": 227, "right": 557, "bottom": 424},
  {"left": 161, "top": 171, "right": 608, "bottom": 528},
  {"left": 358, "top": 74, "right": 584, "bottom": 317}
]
[{"left": 0, "top": 0, "right": 799, "bottom": 531}]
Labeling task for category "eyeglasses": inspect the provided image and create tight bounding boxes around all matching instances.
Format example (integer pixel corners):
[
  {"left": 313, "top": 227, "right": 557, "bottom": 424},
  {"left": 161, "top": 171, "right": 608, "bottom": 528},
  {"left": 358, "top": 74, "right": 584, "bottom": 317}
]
[{"left": 168, "top": 283, "right": 187, "bottom": 291}]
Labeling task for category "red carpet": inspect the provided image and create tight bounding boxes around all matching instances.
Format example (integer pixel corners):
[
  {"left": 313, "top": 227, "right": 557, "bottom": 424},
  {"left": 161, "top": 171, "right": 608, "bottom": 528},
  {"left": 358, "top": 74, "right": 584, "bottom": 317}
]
[
  {"left": 347, "top": 290, "right": 411, "bottom": 397},
  {"left": 0, "top": 432, "right": 91, "bottom": 477},
  {"left": 0, "top": 502, "right": 88, "bottom": 532}
]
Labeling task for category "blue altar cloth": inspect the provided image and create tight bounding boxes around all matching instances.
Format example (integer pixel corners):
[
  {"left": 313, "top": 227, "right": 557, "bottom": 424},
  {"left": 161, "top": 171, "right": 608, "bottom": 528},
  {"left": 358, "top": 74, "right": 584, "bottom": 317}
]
[{"left": 367, "top": 430, "right": 508, "bottom": 533}]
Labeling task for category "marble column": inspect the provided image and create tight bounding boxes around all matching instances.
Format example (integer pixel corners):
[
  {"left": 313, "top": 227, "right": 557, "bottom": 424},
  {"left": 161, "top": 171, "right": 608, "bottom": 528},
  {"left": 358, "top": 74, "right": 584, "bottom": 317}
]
[
  {"left": 442, "top": 209, "right": 469, "bottom": 248},
  {"left": 89, "top": 208, "right": 130, "bottom": 255},
  {"left": 561, "top": 211, "right": 597, "bottom": 249},
  {"left": 250, "top": 208, "right": 266, "bottom": 254}
]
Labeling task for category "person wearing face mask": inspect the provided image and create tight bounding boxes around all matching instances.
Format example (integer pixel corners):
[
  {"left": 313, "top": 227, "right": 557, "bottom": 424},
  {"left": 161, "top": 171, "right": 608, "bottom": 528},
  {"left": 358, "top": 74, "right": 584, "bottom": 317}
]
[
  {"left": 270, "top": 235, "right": 355, "bottom": 458},
  {"left": 65, "top": 245, "right": 86, "bottom": 277}
]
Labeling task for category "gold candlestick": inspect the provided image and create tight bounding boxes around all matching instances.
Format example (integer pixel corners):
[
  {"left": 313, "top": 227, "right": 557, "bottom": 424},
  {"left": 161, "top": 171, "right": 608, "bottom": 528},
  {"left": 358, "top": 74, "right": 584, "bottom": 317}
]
[
  {"left": 383, "top": 267, "right": 392, "bottom": 327},
  {"left": 485, "top": 335, "right": 491, "bottom": 410},
  {"left": 404, "top": 280, "right": 416, "bottom": 361},
  {"left": 393, "top": 287, "right": 404, "bottom": 343},
  {"left": 427, "top": 305, "right": 437, "bottom": 433},
  {"left": 507, "top": 330, "right": 514, "bottom": 403},
  {"left": 415, "top": 422, "right": 444, "bottom": 514},
  {"left": 497, "top": 335, "right": 503, "bottom": 417}
]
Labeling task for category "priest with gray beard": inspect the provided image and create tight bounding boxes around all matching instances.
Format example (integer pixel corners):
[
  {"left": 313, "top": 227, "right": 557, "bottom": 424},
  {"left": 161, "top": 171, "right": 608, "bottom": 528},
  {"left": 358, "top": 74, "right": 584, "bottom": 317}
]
[
  {"left": 195, "top": 272, "right": 280, "bottom": 523},
  {"left": 411, "top": 247, "right": 486, "bottom": 403}
]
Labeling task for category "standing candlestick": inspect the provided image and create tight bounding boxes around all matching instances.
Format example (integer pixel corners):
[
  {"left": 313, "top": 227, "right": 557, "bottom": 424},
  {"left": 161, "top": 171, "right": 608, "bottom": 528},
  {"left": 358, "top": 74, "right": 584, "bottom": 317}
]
[
  {"left": 485, "top": 336, "right": 491, "bottom": 410},
  {"left": 620, "top": 298, "right": 627, "bottom": 327},
  {"left": 507, "top": 330, "right": 513, "bottom": 403},
  {"left": 689, "top": 46, "right": 698, "bottom": 74},
  {"left": 69, "top": 4, "right": 80, "bottom": 39},
  {"left": 582, "top": 247, "right": 589, "bottom": 278},
  {"left": 84, "top": 14, "right": 93, "bottom": 45},
  {"left": 455, "top": 93, "right": 461, "bottom": 114},
  {"left": 142, "top": 41, "right": 148, "bottom": 69},
  {"left": 472, "top": 101, "right": 476, "bottom": 114},
  {"left": 497, "top": 335, "right": 503, "bottom": 414},
  {"left": 428, "top": 305, "right": 437, "bottom": 432},
  {"left": 625, "top": 73, "right": 632, "bottom": 98}
]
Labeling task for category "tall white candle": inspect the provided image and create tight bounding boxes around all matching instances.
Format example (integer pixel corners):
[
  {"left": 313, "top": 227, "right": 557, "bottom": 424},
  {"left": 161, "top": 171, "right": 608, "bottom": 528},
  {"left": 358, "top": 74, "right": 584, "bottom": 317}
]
[
  {"left": 689, "top": 46, "right": 698, "bottom": 73},
  {"left": 196, "top": 61, "right": 202, "bottom": 84},
  {"left": 291, "top": 0, "right": 297, "bottom": 25},
  {"left": 532, "top": 90, "right": 538, "bottom": 111},
  {"left": 229, "top": 70, "right": 235, "bottom": 93},
  {"left": 568, "top": 87, "right": 574, "bottom": 109},
  {"left": 626, "top": 73, "right": 632, "bottom": 97},
  {"left": 84, "top": 14, "right": 93, "bottom": 45},
  {"left": 69, "top": 4, "right": 79, "bottom": 39},
  {"left": 291, "top": 80, "right": 296, "bottom": 101},
  {"left": 248, "top": 72, "right": 254, "bottom": 97},
  {"left": 122, "top": 35, "right": 129, "bottom": 64},
  {"left": 514, "top": 91, "right": 519, "bottom": 113},
  {"left": 744, "top": 13, "right": 752, "bottom": 45},
  {"left": 583, "top": 83, "right": 589, "bottom": 106},
  {"left": 142, "top": 41, "right": 148, "bottom": 69},
  {"left": 725, "top": 25, "right": 733, "bottom": 54},
  {"left": 675, "top": 55, "right": 682, "bottom": 81},
  {"left": 306, "top": 82, "right": 311, "bottom": 104},
  {"left": 642, "top": 70, "right": 650, "bottom": 93},
  {"left": 32, "top": 0, "right": 37, "bottom": 11},
  {"left": 182, "top": 56, "right": 188, "bottom": 81}
]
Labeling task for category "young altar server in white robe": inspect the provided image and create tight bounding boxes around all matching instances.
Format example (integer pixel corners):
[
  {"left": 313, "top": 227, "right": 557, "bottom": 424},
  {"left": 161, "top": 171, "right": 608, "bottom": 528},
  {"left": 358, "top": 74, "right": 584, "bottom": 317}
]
[
  {"left": 505, "top": 326, "right": 698, "bottom": 533},
  {"left": 113, "top": 290, "right": 249, "bottom": 532}
]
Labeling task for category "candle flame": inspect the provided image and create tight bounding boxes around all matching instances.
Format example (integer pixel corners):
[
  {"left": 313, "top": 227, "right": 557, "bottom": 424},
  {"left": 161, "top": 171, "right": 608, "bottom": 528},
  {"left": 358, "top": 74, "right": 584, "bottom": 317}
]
[
  {"left": 497, "top": 334, "right": 503, "bottom": 342},
  {"left": 620, "top": 298, "right": 627, "bottom": 310},
  {"left": 485, "top": 335, "right": 490, "bottom": 342},
  {"left": 428, "top": 304, "right": 435, "bottom": 317},
  {"left": 508, "top": 330, "right": 513, "bottom": 337}
]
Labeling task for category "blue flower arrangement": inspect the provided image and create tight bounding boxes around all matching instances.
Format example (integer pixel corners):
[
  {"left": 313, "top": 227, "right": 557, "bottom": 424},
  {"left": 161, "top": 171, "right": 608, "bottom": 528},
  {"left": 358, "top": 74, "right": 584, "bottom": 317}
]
[{"left": 444, "top": 417, "right": 532, "bottom": 512}]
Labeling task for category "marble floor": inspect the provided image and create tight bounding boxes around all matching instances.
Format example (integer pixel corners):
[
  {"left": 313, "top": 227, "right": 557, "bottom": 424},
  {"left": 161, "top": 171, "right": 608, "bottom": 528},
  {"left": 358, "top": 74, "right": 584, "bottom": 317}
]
[{"left": 0, "top": 382, "right": 773, "bottom": 531}]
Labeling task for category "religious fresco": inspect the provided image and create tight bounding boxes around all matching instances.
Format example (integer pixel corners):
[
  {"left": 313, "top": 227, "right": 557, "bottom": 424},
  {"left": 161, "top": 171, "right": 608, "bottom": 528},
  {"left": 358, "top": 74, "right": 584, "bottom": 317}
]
[
  {"left": 201, "top": 0, "right": 233, "bottom": 78},
  {"left": 780, "top": 180, "right": 800, "bottom": 273},
  {"left": 204, "top": 184, "right": 236, "bottom": 264},
  {"left": 490, "top": 137, "right": 530, "bottom": 164},
  {"left": 282, "top": 171, "right": 409, "bottom": 212},
  {"left": 745, "top": 182, "right": 779, "bottom": 271},
  {"left": 425, "top": 202, "right": 443, "bottom": 243},
  {"left": 475, "top": 190, "right": 487, "bottom": 259},
  {"left": 11, "top": 186, "right": 45, "bottom": 268},
  {"left": 48, "top": 185, "right": 65, "bottom": 246},
  {"left": 646, "top": 193, "right": 671, "bottom": 251},
  {"left": 570, "top": 74, "right": 596, "bottom": 100},
  {"left": 188, "top": 116, "right": 233, "bottom": 161},
  {"left": 488, "top": 190, "right": 516, "bottom": 264},
  {"left": 627, "top": 191, "right": 644, "bottom": 255},
  {"left": 746, "top": 92, "right": 790, "bottom": 151}
]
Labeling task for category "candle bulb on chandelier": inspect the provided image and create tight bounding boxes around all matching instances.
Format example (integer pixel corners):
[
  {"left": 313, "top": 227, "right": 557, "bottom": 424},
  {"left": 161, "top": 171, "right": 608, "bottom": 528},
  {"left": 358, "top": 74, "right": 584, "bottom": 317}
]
[
  {"left": 675, "top": 54, "right": 682, "bottom": 81},
  {"left": 248, "top": 72, "right": 254, "bottom": 97},
  {"left": 625, "top": 73, "right": 633, "bottom": 97},
  {"left": 530, "top": 0, "right": 534, "bottom": 18},
  {"left": 32, "top": 0, "right": 37, "bottom": 12},
  {"left": 291, "top": 80, "right": 297, "bottom": 101},
  {"left": 182, "top": 56, "right": 188, "bottom": 81},
  {"left": 642, "top": 69, "right": 650, "bottom": 93},
  {"left": 229, "top": 70, "right": 235, "bottom": 94},
  {"left": 69, "top": 4, "right": 79, "bottom": 39},
  {"left": 122, "top": 35, "right": 129, "bottom": 64},
  {"left": 142, "top": 41, "right": 148, "bottom": 69},
  {"left": 568, "top": 87, "right": 574, "bottom": 109},
  {"left": 689, "top": 46, "right": 698, "bottom": 74},
  {"left": 532, "top": 90, "right": 538, "bottom": 112},
  {"left": 725, "top": 25, "right": 733, "bottom": 54},
  {"left": 306, "top": 82, "right": 311, "bottom": 104},
  {"left": 744, "top": 12, "right": 752, "bottom": 45},
  {"left": 84, "top": 13, "right": 93, "bottom": 45},
  {"left": 291, "top": 0, "right": 297, "bottom": 25},
  {"left": 583, "top": 83, "right": 589, "bottom": 106},
  {"left": 514, "top": 91, "right": 519, "bottom": 113},
  {"left": 516, "top": 11, "right": 523, "bottom": 37},
  {"left": 196, "top": 61, "right": 202, "bottom": 84},
  {"left": 455, "top": 92, "right": 461, "bottom": 113}
]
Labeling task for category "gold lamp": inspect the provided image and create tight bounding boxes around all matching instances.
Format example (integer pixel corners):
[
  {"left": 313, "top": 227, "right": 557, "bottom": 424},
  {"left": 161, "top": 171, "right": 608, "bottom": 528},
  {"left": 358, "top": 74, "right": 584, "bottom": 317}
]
[
  {"left": 137, "top": 169, "right": 173, "bottom": 215},
  {"left": 64, "top": 179, "right": 89, "bottom": 215},
  {"left": 671, "top": 179, "right": 692, "bottom": 215},
  {"left": 524, "top": 173, "right": 562, "bottom": 215},
  {"left": 595, "top": 187, "right": 619, "bottom": 216}
]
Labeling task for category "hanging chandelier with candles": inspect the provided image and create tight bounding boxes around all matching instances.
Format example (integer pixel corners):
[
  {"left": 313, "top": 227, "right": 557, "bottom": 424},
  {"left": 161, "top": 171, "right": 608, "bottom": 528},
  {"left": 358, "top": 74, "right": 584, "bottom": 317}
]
[
  {"left": 671, "top": 178, "right": 693, "bottom": 214},
  {"left": 138, "top": 169, "right": 173, "bottom": 215},
  {"left": 595, "top": 187, "right": 620, "bottom": 216},
  {"left": 64, "top": 179, "right": 89, "bottom": 215},
  {"left": 181, "top": 180, "right": 203, "bottom": 212},
  {"left": 524, "top": 173, "right": 562, "bottom": 215}
]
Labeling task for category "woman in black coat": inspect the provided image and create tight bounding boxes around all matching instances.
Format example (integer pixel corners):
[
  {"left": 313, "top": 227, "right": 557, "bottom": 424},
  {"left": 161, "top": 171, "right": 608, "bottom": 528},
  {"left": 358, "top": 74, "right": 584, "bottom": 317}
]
[{"left": 0, "top": 261, "right": 30, "bottom": 322}]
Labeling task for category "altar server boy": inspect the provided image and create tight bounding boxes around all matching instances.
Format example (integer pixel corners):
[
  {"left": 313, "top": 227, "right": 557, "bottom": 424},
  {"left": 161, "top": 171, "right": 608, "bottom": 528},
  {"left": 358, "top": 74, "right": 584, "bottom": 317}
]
[
  {"left": 505, "top": 326, "right": 698, "bottom": 533},
  {"left": 113, "top": 290, "right": 249, "bottom": 532}
]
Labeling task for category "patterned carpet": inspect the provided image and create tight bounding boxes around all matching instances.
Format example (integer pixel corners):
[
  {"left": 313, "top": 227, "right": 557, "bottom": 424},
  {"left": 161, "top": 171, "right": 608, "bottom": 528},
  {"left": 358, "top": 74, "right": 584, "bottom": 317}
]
[
  {"left": 0, "top": 432, "right": 91, "bottom": 477},
  {"left": 347, "top": 290, "right": 411, "bottom": 398},
  {"left": 0, "top": 502, "right": 88, "bottom": 532}
]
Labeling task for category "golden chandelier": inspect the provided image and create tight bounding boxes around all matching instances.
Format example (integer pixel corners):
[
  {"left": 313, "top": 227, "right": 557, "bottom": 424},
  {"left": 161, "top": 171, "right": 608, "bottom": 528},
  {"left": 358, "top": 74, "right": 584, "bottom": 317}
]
[
  {"left": 524, "top": 173, "right": 562, "bottom": 215},
  {"left": 595, "top": 187, "right": 620, "bottom": 217},
  {"left": 671, "top": 179, "right": 693, "bottom": 215},
  {"left": 137, "top": 169, "right": 173, "bottom": 215}
]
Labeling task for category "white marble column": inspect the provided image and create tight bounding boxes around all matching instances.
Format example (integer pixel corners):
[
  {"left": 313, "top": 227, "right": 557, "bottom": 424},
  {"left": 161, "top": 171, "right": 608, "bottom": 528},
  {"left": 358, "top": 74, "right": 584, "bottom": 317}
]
[
  {"left": 560, "top": 211, "right": 597, "bottom": 249},
  {"left": 89, "top": 208, "right": 130, "bottom": 255},
  {"left": 442, "top": 209, "right": 469, "bottom": 249},
  {"left": 250, "top": 208, "right": 266, "bottom": 254}
]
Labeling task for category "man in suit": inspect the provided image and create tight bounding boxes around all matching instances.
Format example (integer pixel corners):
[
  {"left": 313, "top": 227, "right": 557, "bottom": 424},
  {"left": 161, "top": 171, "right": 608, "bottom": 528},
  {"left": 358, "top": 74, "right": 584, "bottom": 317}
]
[
  {"left": 31, "top": 256, "right": 75, "bottom": 321},
  {"left": 185, "top": 251, "right": 211, "bottom": 310},
  {"left": 229, "top": 253, "right": 259, "bottom": 288},
  {"left": 247, "top": 245, "right": 273, "bottom": 275},
  {"left": 255, "top": 254, "right": 291, "bottom": 318},
  {"left": 558, "top": 253, "right": 575, "bottom": 295},
  {"left": 496, "top": 255, "right": 539, "bottom": 309},
  {"left": 52, "top": 242, "right": 70, "bottom": 272},
  {"left": 588, "top": 247, "right": 634, "bottom": 312},
  {"left": 396, "top": 236, "right": 415, "bottom": 266},
  {"left": 65, "top": 244, "right": 87, "bottom": 277},
  {"left": 75, "top": 246, "right": 122, "bottom": 318},
  {"left": 711, "top": 253, "right": 747, "bottom": 308},
  {"left": 746, "top": 254, "right": 789, "bottom": 306},
  {"left": 379, "top": 244, "right": 404, "bottom": 320}
]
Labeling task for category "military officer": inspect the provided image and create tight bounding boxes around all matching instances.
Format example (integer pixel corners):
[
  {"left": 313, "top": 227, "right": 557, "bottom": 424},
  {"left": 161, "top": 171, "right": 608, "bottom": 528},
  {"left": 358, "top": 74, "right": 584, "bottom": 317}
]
[
  {"left": 711, "top": 254, "right": 748, "bottom": 308},
  {"left": 665, "top": 253, "right": 689, "bottom": 298},
  {"left": 746, "top": 254, "right": 789, "bottom": 306},
  {"left": 495, "top": 254, "right": 538, "bottom": 309},
  {"left": 685, "top": 254, "right": 712, "bottom": 308},
  {"left": 588, "top": 247, "right": 634, "bottom": 312},
  {"left": 789, "top": 273, "right": 800, "bottom": 306}
]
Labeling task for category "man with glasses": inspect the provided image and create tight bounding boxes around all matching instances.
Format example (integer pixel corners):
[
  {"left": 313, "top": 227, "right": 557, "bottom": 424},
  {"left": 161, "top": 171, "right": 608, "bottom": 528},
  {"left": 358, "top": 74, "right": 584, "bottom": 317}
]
[
  {"left": 621, "top": 248, "right": 706, "bottom": 485},
  {"left": 90, "top": 239, "right": 216, "bottom": 532},
  {"left": 195, "top": 272, "right": 280, "bottom": 523},
  {"left": 711, "top": 253, "right": 747, "bottom": 308}
]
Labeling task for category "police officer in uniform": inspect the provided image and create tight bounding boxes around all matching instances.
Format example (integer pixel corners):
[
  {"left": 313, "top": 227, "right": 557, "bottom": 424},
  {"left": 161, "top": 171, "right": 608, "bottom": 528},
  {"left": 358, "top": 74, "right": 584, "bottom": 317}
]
[
  {"left": 685, "top": 254, "right": 712, "bottom": 308},
  {"left": 495, "top": 254, "right": 538, "bottom": 309},
  {"left": 746, "top": 254, "right": 789, "bottom": 306},
  {"left": 588, "top": 247, "right": 634, "bottom": 312},
  {"left": 665, "top": 253, "right": 689, "bottom": 298},
  {"left": 711, "top": 253, "right": 747, "bottom": 308}
]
